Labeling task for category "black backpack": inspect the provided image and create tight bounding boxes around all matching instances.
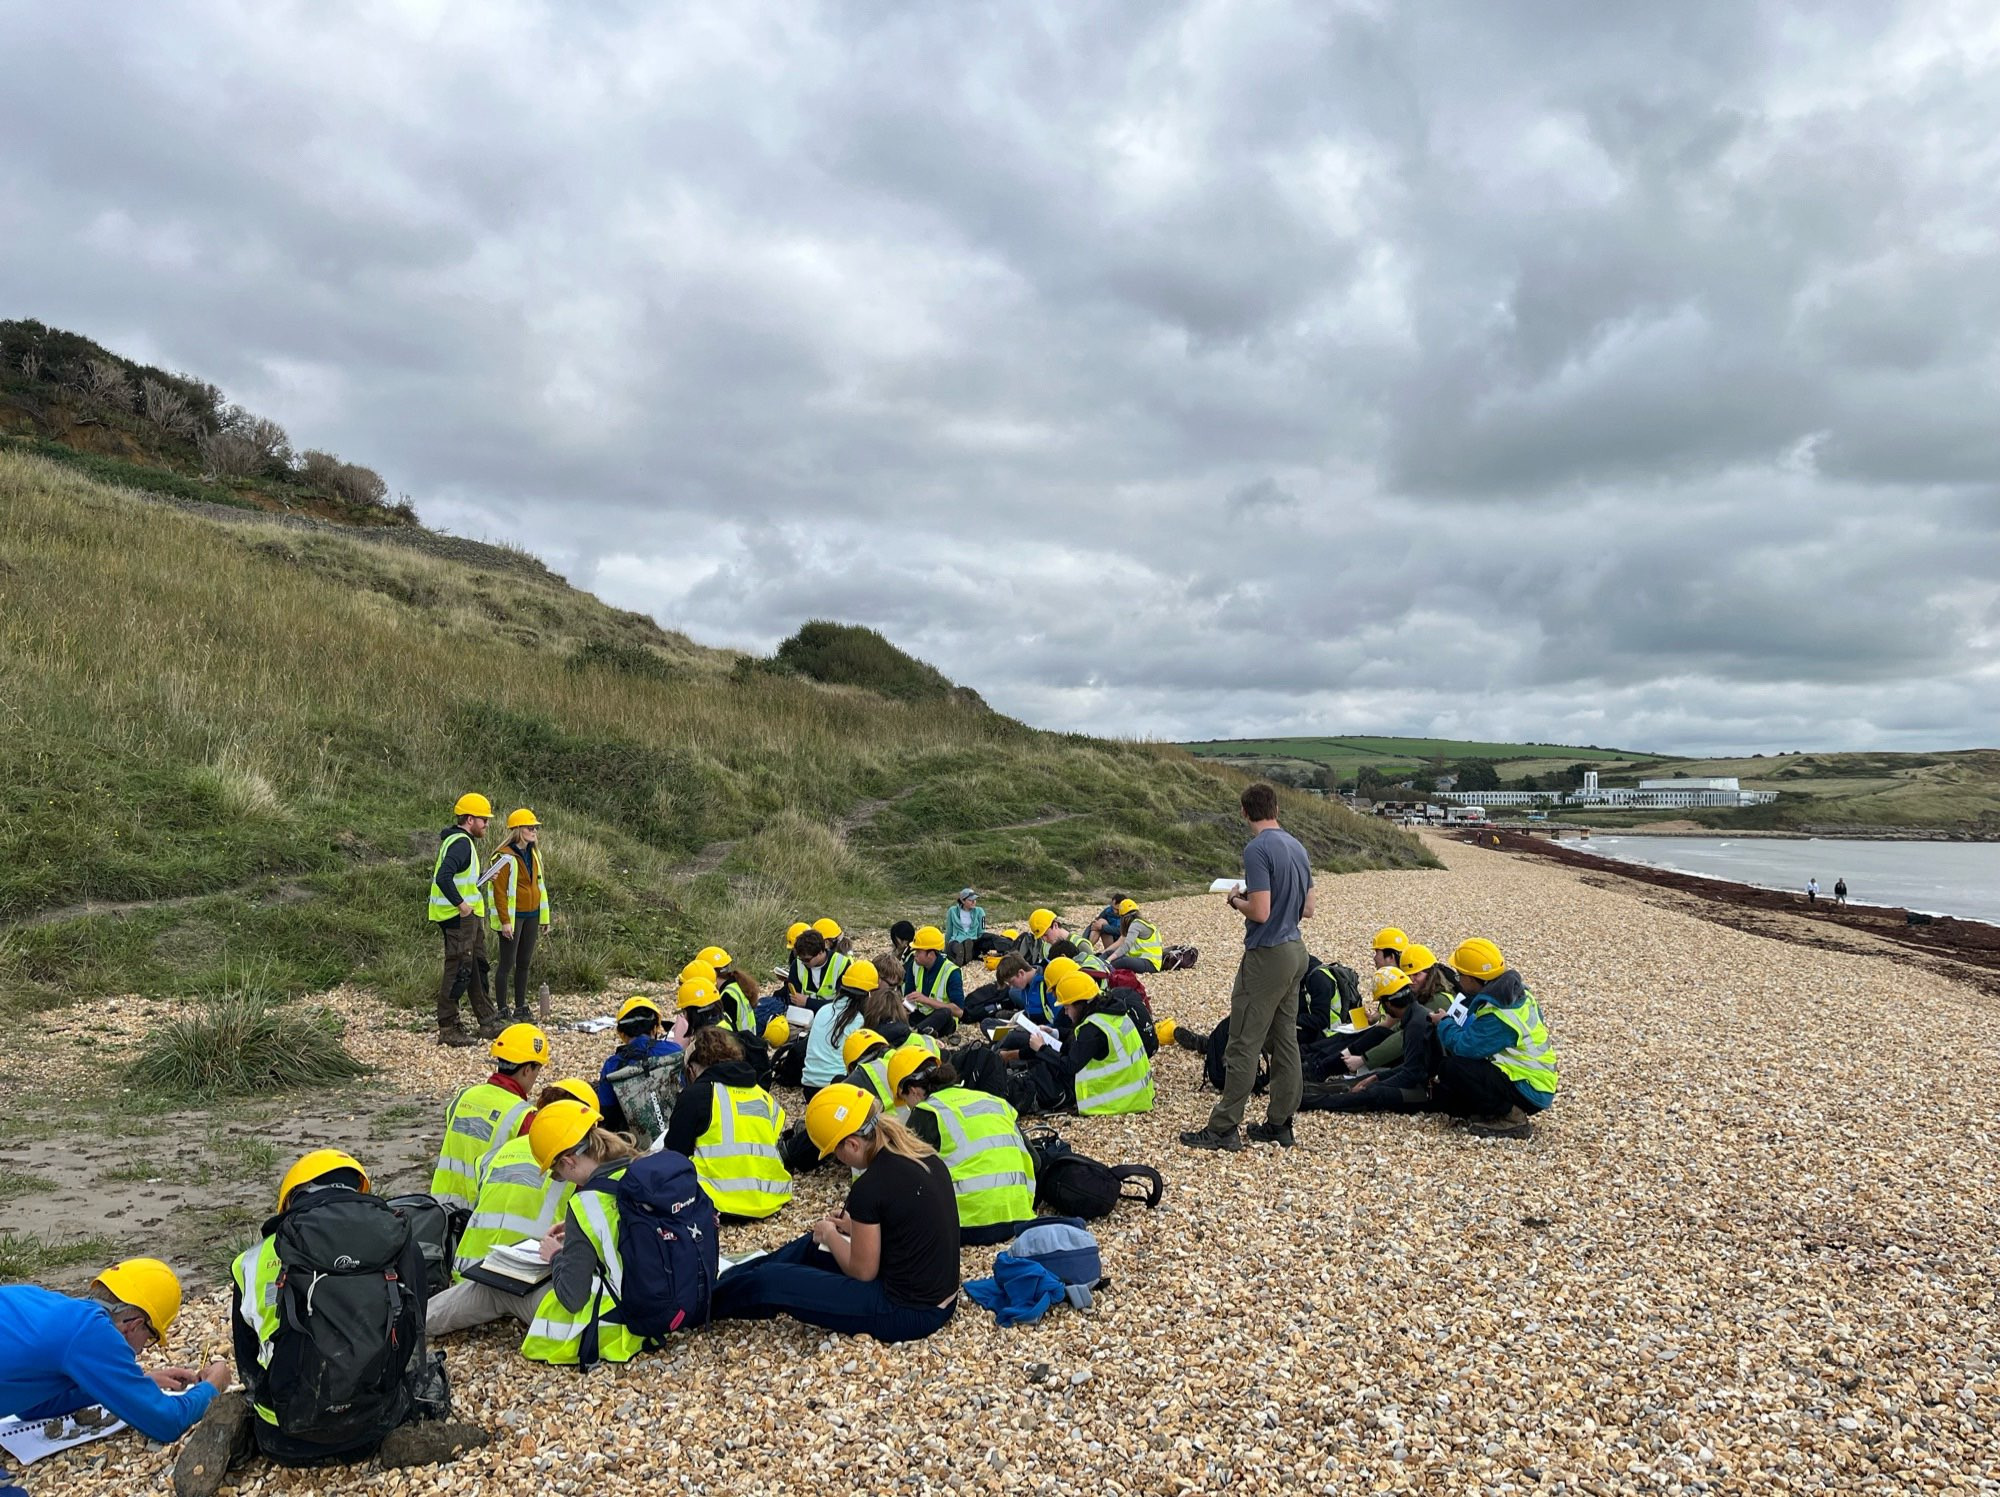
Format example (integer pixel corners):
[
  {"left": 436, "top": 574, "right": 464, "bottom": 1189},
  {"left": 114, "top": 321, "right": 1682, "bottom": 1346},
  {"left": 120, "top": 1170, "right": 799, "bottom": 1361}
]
[
  {"left": 578, "top": 1152, "right": 718, "bottom": 1364},
  {"left": 384, "top": 1194, "right": 455, "bottom": 1295},
  {"left": 1025, "top": 1126, "right": 1165, "bottom": 1221},
  {"left": 1161, "top": 945, "right": 1200, "bottom": 971},
  {"left": 262, "top": 1190, "right": 425, "bottom": 1450}
]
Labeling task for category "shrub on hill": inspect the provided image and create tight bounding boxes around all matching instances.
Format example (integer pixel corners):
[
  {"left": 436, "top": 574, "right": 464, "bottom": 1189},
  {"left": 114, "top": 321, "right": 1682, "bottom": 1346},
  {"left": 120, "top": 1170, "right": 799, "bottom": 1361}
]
[{"left": 772, "top": 620, "right": 971, "bottom": 705}]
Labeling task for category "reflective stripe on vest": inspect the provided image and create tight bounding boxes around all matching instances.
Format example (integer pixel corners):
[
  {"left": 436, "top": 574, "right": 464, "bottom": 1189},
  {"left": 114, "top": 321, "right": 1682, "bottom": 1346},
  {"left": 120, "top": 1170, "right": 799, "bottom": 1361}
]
[
  {"left": 232, "top": 1237, "right": 283, "bottom": 1424},
  {"left": 856, "top": 1053, "right": 894, "bottom": 1107},
  {"left": 911, "top": 957, "right": 961, "bottom": 1003},
  {"left": 428, "top": 830, "right": 484, "bottom": 922},
  {"left": 454, "top": 1135, "right": 571, "bottom": 1277},
  {"left": 693, "top": 1085, "right": 793, "bottom": 1218},
  {"left": 921, "top": 1086, "right": 1035, "bottom": 1228},
  {"left": 430, "top": 1082, "right": 532, "bottom": 1211},
  {"left": 1126, "top": 920, "right": 1164, "bottom": 971},
  {"left": 900, "top": 1033, "right": 941, "bottom": 1061},
  {"left": 1486, "top": 990, "right": 1559, "bottom": 1096},
  {"left": 720, "top": 979, "right": 756, "bottom": 1033},
  {"left": 1075, "top": 951, "right": 1109, "bottom": 974},
  {"left": 1075, "top": 1012, "right": 1156, "bottom": 1115},
  {"left": 520, "top": 1171, "right": 646, "bottom": 1366}
]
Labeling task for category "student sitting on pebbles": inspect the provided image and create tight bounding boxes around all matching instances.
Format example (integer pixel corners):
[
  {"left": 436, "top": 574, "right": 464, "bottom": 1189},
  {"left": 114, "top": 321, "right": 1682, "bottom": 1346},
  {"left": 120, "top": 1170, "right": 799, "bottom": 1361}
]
[{"left": 1433, "top": 938, "right": 1559, "bottom": 1139}]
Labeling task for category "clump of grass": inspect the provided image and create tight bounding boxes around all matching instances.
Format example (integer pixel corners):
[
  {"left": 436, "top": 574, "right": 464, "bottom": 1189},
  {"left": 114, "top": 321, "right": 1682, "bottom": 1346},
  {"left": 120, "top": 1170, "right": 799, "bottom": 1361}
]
[
  {"left": 126, "top": 987, "right": 367, "bottom": 1102},
  {"left": 0, "top": 1230, "right": 119, "bottom": 1281},
  {"left": 0, "top": 1168, "right": 56, "bottom": 1201}
]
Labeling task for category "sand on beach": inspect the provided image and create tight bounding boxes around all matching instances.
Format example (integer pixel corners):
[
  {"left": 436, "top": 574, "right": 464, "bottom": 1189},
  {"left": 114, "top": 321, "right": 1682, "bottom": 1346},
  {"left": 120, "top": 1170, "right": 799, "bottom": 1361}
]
[{"left": 19, "top": 834, "right": 2000, "bottom": 1496}]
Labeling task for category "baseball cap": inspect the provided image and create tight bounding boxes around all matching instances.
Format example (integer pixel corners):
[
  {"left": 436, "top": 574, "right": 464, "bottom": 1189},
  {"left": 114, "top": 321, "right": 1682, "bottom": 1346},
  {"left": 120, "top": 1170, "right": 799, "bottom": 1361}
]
[{"left": 958, "top": 888, "right": 977, "bottom": 900}]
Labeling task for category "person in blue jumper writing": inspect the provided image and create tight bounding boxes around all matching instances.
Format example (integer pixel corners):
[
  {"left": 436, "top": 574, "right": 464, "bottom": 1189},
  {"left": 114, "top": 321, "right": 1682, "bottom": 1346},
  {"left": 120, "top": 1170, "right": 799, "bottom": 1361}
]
[
  {"left": 0, "top": 1257, "right": 227, "bottom": 1445},
  {"left": 1433, "top": 937, "right": 1559, "bottom": 1139}
]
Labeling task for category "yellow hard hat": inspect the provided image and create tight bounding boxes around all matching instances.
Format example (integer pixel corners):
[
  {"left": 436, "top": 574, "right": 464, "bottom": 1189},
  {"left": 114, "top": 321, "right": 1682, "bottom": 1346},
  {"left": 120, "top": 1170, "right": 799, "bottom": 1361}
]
[
  {"left": 676, "top": 978, "right": 721, "bottom": 1011},
  {"left": 1398, "top": 943, "right": 1437, "bottom": 975},
  {"left": 786, "top": 921, "right": 811, "bottom": 947},
  {"left": 453, "top": 792, "right": 493, "bottom": 818},
  {"left": 1115, "top": 899, "right": 1139, "bottom": 916},
  {"left": 838, "top": 958, "right": 881, "bottom": 994},
  {"left": 547, "top": 1077, "right": 598, "bottom": 1109},
  {"left": 911, "top": 925, "right": 946, "bottom": 953},
  {"left": 805, "top": 1082, "right": 876, "bottom": 1158},
  {"left": 92, "top": 1258, "right": 183, "bottom": 1341},
  {"left": 1155, "top": 1018, "right": 1178, "bottom": 1048},
  {"left": 887, "top": 1045, "right": 940, "bottom": 1096},
  {"left": 1027, "top": 908, "right": 1057, "bottom": 938},
  {"left": 812, "top": 918, "right": 843, "bottom": 941},
  {"left": 1001, "top": 926, "right": 1020, "bottom": 939},
  {"left": 983, "top": 951, "right": 1003, "bottom": 971},
  {"left": 763, "top": 1015, "right": 791, "bottom": 1047},
  {"left": 842, "top": 1027, "right": 888, "bottom": 1068},
  {"left": 617, "top": 996, "right": 663, "bottom": 1024},
  {"left": 1054, "top": 971, "right": 1100, "bottom": 1008},
  {"left": 490, "top": 1023, "right": 551, "bottom": 1065},
  {"left": 1373, "top": 967, "right": 1413, "bottom": 1002},
  {"left": 276, "top": 1148, "right": 369, "bottom": 1212},
  {"left": 529, "top": 1098, "right": 600, "bottom": 1173},
  {"left": 1447, "top": 938, "right": 1507, "bottom": 980},
  {"left": 1042, "top": 956, "right": 1082, "bottom": 992},
  {"left": 678, "top": 959, "right": 719, "bottom": 988},
  {"left": 506, "top": 808, "right": 540, "bottom": 829},
  {"left": 696, "top": 945, "right": 732, "bottom": 969},
  {"left": 1372, "top": 926, "right": 1410, "bottom": 954}
]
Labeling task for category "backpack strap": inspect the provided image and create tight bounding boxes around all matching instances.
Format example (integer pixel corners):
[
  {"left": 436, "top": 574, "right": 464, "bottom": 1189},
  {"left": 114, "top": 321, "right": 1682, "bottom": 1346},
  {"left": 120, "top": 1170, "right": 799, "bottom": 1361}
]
[{"left": 1110, "top": 1164, "right": 1165, "bottom": 1209}]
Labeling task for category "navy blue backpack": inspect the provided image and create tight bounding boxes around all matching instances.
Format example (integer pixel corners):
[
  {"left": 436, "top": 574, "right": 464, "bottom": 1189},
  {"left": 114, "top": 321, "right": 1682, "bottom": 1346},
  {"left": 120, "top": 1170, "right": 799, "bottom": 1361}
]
[{"left": 582, "top": 1151, "right": 718, "bottom": 1359}]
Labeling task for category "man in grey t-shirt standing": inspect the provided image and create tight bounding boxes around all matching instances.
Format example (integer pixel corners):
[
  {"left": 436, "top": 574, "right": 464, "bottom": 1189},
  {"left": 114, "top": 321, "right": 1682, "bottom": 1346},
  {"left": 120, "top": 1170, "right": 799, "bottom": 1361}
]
[{"left": 1182, "top": 782, "right": 1315, "bottom": 1152}]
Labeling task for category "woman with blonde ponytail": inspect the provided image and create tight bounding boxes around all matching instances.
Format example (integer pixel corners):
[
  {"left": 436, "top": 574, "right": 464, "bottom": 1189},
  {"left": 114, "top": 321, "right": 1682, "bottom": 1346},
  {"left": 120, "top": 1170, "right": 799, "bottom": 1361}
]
[{"left": 711, "top": 1083, "right": 960, "bottom": 1342}]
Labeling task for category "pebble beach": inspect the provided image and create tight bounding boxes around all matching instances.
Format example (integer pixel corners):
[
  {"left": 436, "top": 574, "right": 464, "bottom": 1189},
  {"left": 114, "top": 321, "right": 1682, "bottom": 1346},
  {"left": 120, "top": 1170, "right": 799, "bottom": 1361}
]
[{"left": 22, "top": 835, "right": 2000, "bottom": 1496}]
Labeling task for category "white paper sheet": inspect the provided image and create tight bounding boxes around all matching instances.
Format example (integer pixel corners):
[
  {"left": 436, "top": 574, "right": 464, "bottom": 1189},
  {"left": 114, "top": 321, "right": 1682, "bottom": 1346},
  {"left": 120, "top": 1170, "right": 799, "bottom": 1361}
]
[
  {"left": 0, "top": 1405, "right": 132, "bottom": 1465},
  {"left": 1209, "top": 878, "right": 1247, "bottom": 893}
]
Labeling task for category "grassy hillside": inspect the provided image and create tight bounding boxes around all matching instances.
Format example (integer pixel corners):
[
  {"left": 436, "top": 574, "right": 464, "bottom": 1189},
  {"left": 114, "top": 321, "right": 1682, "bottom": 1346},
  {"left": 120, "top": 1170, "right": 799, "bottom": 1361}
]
[
  {"left": 0, "top": 452, "right": 1431, "bottom": 1017},
  {"left": 1613, "top": 752, "right": 2000, "bottom": 832},
  {"left": 1183, "top": 735, "right": 1660, "bottom": 785}
]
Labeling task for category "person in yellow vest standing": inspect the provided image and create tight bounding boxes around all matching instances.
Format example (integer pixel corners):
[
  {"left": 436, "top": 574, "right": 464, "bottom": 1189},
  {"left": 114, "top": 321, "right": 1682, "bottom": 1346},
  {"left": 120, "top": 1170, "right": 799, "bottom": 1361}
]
[
  {"left": 486, "top": 808, "right": 552, "bottom": 1025},
  {"left": 430, "top": 1024, "right": 549, "bottom": 1214},
  {"left": 431, "top": 792, "right": 497, "bottom": 1046},
  {"left": 1434, "top": 938, "right": 1558, "bottom": 1139},
  {"left": 662, "top": 1027, "right": 792, "bottom": 1221}
]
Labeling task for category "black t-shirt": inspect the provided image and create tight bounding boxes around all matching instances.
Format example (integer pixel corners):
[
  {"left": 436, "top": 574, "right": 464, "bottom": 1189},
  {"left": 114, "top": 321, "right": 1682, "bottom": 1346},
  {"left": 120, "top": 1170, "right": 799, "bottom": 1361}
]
[{"left": 843, "top": 1149, "right": 961, "bottom": 1308}]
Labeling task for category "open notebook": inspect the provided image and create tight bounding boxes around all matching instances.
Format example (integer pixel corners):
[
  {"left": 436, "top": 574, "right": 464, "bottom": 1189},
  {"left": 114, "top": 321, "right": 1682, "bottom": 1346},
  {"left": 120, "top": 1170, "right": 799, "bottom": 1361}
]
[
  {"left": 460, "top": 1237, "right": 553, "bottom": 1294},
  {"left": 0, "top": 1404, "right": 133, "bottom": 1465}
]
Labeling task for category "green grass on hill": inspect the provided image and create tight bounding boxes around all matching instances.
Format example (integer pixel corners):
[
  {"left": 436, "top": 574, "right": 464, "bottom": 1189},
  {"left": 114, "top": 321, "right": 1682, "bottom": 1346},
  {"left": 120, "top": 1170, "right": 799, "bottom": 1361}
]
[
  {"left": 1182, "top": 735, "right": 1659, "bottom": 783},
  {"left": 1629, "top": 751, "right": 2000, "bottom": 831},
  {"left": 0, "top": 451, "right": 1431, "bottom": 1016}
]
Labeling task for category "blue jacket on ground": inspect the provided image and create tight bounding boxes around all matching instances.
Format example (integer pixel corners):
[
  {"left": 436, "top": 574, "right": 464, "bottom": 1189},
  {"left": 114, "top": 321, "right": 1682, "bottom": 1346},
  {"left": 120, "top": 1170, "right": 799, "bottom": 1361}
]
[
  {"left": 1435, "top": 970, "right": 1551, "bottom": 1111},
  {"left": 0, "top": 1285, "right": 214, "bottom": 1443}
]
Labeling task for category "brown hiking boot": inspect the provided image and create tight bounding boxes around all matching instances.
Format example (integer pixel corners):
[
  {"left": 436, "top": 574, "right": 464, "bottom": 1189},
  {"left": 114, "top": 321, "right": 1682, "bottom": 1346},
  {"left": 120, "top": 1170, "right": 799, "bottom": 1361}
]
[
  {"left": 1465, "top": 1106, "right": 1535, "bottom": 1140},
  {"left": 437, "top": 1027, "right": 479, "bottom": 1048},
  {"left": 377, "top": 1421, "right": 492, "bottom": 1468},
  {"left": 476, "top": 1018, "right": 504, "bottom": 1041},
  {"left": 172, "top": 1390, "right": 251, "bottom": 1497}
]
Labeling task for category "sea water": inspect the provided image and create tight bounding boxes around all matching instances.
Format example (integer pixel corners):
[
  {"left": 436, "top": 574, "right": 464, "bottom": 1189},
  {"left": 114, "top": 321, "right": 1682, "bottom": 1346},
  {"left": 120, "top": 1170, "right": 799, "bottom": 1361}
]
[{"left": 1582, "top": 836, "right": 2000, "bottom": 925}]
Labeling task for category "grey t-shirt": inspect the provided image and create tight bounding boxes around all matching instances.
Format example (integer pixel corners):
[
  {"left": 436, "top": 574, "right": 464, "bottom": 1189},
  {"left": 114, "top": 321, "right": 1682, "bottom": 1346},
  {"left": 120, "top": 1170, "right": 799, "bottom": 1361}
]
[{"left": 1242, "top": 825, "right": 1312, "bottom": 949}]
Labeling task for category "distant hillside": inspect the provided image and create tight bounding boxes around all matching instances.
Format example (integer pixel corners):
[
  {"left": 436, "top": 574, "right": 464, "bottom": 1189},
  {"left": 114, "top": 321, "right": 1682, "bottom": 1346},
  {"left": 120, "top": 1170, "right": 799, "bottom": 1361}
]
[
  {"left": 0, "top": 318, "right": 411, "bottom": 527},
  {"left": 1593, "top": 752, "right": 2000, "bottom": 833},
  {"left": 0, "top": 450, "right": 1431, "bottom": 1017},
  {"left": 1183, "top": 735, "right": 1661, "bottom": 789}
]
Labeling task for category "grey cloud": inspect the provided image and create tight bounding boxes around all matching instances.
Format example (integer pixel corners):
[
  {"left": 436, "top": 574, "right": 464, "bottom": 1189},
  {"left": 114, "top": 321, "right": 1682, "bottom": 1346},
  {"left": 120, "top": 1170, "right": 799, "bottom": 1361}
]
[{"left": 4, "top": 0, "right": 1998, "bottom": 754}]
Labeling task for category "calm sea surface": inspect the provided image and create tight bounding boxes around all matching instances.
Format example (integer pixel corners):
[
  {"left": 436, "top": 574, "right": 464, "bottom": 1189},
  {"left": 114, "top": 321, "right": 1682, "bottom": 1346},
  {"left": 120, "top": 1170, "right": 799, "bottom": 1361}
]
[{"left": 1582, "top": 836, "right": 2000, "bottom": 925}]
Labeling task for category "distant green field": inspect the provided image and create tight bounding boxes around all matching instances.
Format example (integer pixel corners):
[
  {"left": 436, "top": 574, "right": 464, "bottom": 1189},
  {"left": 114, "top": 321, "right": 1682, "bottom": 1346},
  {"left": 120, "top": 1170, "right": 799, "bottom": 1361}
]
[{"left": 1181, "top": 736, "right": 1658, "bottom": 778}]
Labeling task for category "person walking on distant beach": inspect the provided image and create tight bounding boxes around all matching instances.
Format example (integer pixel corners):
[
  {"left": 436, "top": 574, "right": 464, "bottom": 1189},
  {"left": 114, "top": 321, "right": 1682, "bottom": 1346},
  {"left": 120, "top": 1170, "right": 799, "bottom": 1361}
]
[
  {"left": 1834, "top": 878, "right": 1848, "bottom": 906},
  {"left": 1181, "top": 782, "right": 1314, "bottom": 1152},
  {"left": 1806, "top": 877, "right": 1819, "bottom": 905}
]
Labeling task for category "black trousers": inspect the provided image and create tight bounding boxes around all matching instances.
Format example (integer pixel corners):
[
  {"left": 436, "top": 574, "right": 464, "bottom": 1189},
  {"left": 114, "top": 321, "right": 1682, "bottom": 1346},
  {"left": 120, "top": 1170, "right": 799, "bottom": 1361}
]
[
  {"left": 1432, "top": 1054, "right": 1528, "bottom": 1118},
  {"left": 494, "top": 919, "right": 542, "bottom": 1009}
]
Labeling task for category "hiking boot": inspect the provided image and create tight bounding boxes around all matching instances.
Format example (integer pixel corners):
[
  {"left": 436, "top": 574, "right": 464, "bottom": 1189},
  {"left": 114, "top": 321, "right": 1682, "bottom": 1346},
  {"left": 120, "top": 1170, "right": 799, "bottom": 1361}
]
[
  {"left": 1464, "top": 1107, "right": 1535, "bottom": 1140},
  {"left": 511, "top": 1005, "right": 533, "bottom": 1024},
  {"left": 1179, "top": 1124, "right": 1243, "bottom": 1152},
  {"left": 1173, "top": 1026, "right": 1209, "bottom": 1054},
  {"left": 377, "top": 1421, "right": 492, "bottom": 1469},
  {"left": 172, "top": 1391, "right": 251, "bottom": 1497},
  {"left": 1246, "top": 1119, "right": 1296, "bottom": 1148},
  {"left": 437, "top": 1027, "right": 479, "bottom": 1049},
  {"left": 476, "top": 1018, "right": 504, "bottom": 1040}
]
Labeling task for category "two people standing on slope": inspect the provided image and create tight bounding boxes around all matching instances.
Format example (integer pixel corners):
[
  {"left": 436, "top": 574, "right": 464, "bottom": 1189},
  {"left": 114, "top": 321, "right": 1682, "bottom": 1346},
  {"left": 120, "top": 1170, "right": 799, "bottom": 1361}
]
[{"left": 431, "top": 793, "right": 553, "bottom": 1047}]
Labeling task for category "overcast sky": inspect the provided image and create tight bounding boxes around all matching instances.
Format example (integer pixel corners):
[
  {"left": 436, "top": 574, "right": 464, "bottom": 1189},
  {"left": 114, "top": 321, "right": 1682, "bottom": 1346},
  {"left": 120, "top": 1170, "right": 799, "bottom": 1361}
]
[{"left": 6, "top": 1, "right": 1998, "bottom": 753}]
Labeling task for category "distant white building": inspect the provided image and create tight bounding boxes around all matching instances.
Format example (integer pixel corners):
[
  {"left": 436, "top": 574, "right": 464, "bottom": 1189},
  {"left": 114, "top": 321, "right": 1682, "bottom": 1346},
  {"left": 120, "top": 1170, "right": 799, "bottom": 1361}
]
[{"left": 1439, "top": 769, "right": 1777, "bottom": 811}]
